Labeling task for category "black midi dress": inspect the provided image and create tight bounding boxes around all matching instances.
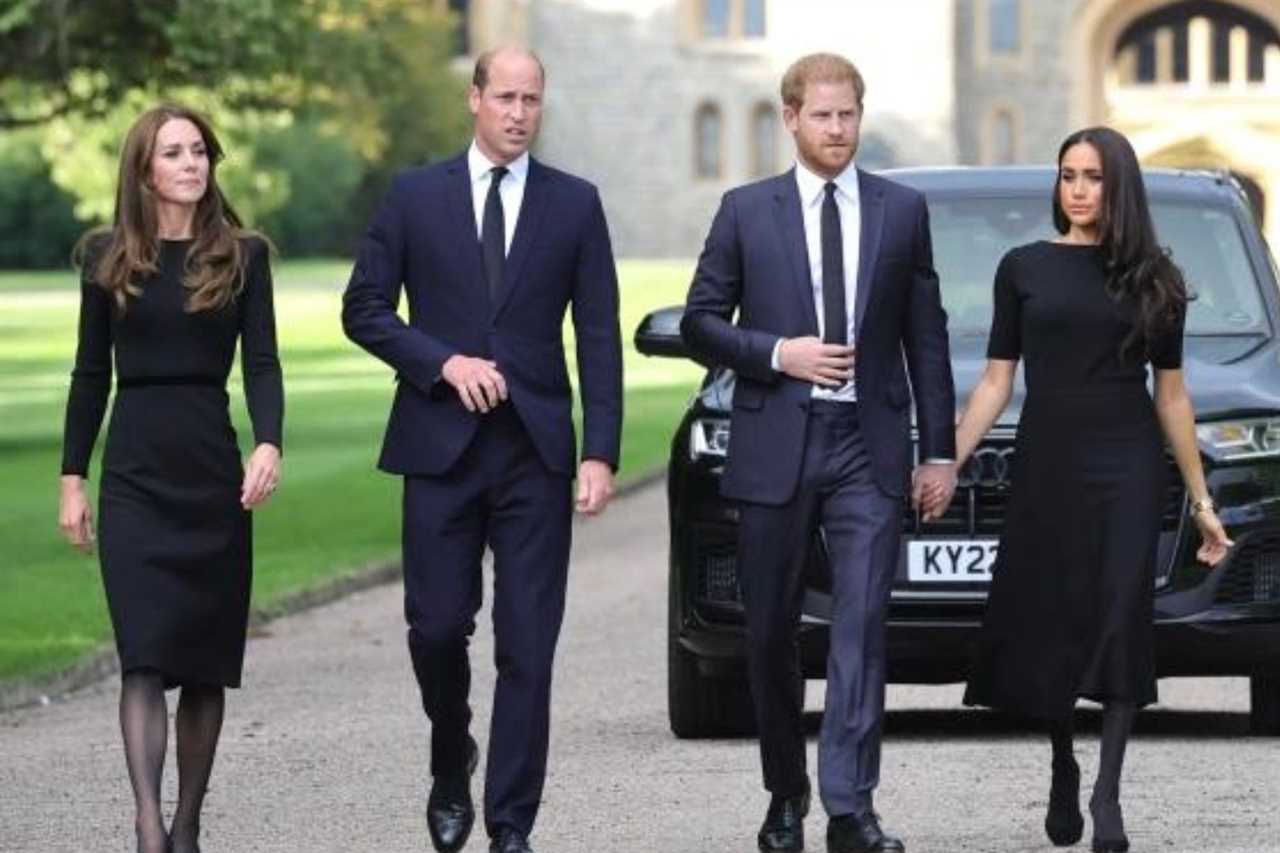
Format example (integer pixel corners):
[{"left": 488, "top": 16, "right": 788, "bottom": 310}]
[
  {"left": 61, "top": 237, "right": 283, "bottom": 688},
  {"left": 963, "top": 241, "right": 1184, "bottom": 719}
]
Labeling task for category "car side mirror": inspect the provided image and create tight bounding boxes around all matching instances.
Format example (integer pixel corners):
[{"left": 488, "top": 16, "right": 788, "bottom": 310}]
[{"left": 634, "top": 305, "right": 690, "bottom": 358}]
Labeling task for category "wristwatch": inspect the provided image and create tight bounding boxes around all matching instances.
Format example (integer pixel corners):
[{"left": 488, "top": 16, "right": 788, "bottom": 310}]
[{"left": 1189, "top": 497, "right": 1216, "bottom": 516}]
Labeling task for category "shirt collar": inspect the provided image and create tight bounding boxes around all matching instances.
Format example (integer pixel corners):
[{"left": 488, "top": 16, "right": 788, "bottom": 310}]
[
  {"left": 468, "top": 141, "right": 530, "bottom": 186},
  {"left": 794, "top": 157, "right": 859, "bottom": 208}
]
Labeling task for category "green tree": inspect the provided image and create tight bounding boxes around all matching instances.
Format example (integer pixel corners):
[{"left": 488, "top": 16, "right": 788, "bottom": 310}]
[{"left": 0, "top": 130, "right": 84, "bottom": 267}]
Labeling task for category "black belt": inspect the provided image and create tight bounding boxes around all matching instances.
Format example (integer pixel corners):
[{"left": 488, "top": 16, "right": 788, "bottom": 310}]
[
  {"left": 117, "top": 375, "right": 223, "bottom": 389},
  {"left": 808, "top": 399, "right": 857, "bottom": 415}
]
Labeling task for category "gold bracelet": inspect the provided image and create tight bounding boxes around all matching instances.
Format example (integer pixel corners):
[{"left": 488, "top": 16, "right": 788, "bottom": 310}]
[{"left": 1189, "top": 497, "right": 1216, "bottom": 516}]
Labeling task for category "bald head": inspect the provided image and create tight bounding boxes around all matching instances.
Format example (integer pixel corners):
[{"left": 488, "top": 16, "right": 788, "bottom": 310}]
[{"left": 472, "top": 46, "right": 546, "bottom": 92}]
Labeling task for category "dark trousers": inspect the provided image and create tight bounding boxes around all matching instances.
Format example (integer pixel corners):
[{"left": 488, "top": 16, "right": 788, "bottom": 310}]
[
  {"left": 736, "top": 402, "right": 901, "bottom": 818},
  {"left": 402, "top": 404, "right": 572, "bottom": 838}
]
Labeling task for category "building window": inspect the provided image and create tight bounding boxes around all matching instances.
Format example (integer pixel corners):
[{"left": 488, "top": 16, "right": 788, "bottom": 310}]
[
  {"left": 988, "top": 109, "right": 1017, "bottom": 165},
  {"left": 989, "top": 0, "right": 1020, "bottom": 54},
  {"left": 702, "top": 0, "right": 731, "bottom": 38},
  {"left": 750, "top": 103, "right": 778, "bottom": 178},
  {"left": 697, "top": 0, "right": 767, "bottom": 40},
  {"left": 695, "top": 103, "right": 723, "bottom": 179},
  {"left": 743, "top": 0, "right": 766, "bottom": 38},
  {"left": 448, "top": 0, "right": 470, "bottom": 55}
]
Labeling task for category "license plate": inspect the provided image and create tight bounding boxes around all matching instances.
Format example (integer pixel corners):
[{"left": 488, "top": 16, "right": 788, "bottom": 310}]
[{"left": 906, "top": 539, "right": 998, "bottom": 582}]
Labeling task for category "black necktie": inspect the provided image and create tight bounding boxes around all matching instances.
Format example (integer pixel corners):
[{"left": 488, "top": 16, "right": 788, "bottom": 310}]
[
  {"left": 481, "top": 166, "right": 509, "bottom": 304},
  {"left": 821, "top": 181, "right": 847, "bottom": 346}
]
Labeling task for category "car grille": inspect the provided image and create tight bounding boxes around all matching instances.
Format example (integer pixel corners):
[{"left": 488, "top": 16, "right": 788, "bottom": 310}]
[
  {"left": 693, "top": 524, "right": 741, "bottom": 604},
  {"left": 692, "top": 524, "right": 830, "bottom": 605},
  {"left": 1215, "top": 532, "right": 1280, "bottom": 605},
  {"left": 904, "top": 438, "right": 1185, "bottom": 536}
]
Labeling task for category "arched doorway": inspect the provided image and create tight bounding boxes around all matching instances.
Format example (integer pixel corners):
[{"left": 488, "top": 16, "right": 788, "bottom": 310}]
[{"left": 1070, "top": 0, "right": 1280, "bottom": 246}]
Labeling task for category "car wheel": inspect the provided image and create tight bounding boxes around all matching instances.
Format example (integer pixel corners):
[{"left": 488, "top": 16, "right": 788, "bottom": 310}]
[
  {"left": 1250, "top": 674, "right": 1280, "bottom": 735},
  {"left": 667, "top": 573, "right": 757, "bottom": 738}
]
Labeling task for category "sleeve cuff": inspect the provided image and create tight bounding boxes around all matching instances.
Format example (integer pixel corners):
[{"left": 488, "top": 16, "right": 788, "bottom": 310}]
[
  {"left": 770, "top": 338, "right": 784, "bottom": 372},
  {"left": 922, "top": 458, "right": 955, "bottom": 464}
]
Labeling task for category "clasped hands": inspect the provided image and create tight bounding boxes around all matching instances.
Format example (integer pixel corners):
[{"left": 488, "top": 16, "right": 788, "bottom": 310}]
[{"left": 441, "top": 354, "right": 614, "bottom": 515}]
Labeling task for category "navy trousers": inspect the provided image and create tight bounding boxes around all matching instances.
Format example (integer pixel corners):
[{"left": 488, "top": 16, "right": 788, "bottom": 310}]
[
  {"left": 402, "top": 404, "right": 572, "bottom": 838},
  {"left": 736, "top": 401, "right": 901, "bottom": 818}
]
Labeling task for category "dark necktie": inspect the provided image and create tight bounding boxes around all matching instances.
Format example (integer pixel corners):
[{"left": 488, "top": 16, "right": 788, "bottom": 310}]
[
  {"left": 821, "top": 181, "right": 847, "bottom": 346},
  {"left": 481, "top": 165, "right": 509, "bottom": 304}
]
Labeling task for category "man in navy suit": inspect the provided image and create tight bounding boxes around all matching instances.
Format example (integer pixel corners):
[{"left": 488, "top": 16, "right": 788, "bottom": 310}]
[
  {"left": 342, "top": 47, "right": 622, "bottom": 853},
  {"left": 682, "top": 53, "right": 956, "bottom": 853}
]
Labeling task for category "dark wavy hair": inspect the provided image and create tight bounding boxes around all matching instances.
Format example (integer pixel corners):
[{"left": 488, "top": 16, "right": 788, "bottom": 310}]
[
  {"left": 75, "top": 103, "right": 257, "bottom": 315},
  {"left": 1052, "top": 126, "right": 1188, "bottom": 361}
]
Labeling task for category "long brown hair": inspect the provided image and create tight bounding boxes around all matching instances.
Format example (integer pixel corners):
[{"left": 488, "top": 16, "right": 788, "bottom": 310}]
[
  {"left": 76, "top": 104, "right": 251, "bottom": 314},
  {"left": 1051, "top": 126, "right": 1188, "bottom": 360}
]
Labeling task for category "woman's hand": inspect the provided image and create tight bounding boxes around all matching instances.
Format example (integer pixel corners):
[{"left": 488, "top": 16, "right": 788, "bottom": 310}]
[
  {"left": 1193, "top": 507, "right": 1233, "bottom": 566},
  {"left": 59, "top": 475, "right": 95, "bottom": 554},
  {"left": 241, "top": 443, "right": 282, "bottom": 509}
]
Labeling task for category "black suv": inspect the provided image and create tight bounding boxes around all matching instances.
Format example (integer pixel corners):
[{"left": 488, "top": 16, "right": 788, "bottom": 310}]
[{"left": 636, "top": 167, "right": 1280, "bottom": 738}]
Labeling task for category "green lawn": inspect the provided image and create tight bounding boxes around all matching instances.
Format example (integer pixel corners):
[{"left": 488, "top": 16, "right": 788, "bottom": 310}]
[{"left": 0, "top": 259, "right": 702, "bottom": 684}]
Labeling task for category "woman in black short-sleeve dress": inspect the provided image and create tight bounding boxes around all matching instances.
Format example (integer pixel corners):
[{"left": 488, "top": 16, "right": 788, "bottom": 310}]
[
  {"left": 950, "top": 128, "right": 1230, "bottom": 852},
  {"left": 58, "top": 104, "right": 283, "bottom": 853}
]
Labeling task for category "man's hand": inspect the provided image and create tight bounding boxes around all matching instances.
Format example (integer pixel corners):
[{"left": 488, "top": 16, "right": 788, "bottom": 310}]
[
  {"left": 575, "top": 459, "right": 614, "bottom": 516},
  {"left": 778, "top": 337, "right": 855, "bottom": 387},
  {"left": 442, "top": 355, "right": 509, "bottom": 413},
  {"left": 912, "top": 462, "right": 957, "bottom": 522}
]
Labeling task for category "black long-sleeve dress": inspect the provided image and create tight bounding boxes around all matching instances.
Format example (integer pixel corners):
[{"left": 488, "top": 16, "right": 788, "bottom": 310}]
[
  {"left": 61, "top": 236, "right": 283, "bottom": 688},
  {"left": 963, "top": 241, "right": 1183, "bottom": 718}
]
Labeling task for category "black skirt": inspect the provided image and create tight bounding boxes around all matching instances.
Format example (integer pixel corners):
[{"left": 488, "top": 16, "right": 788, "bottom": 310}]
[
  {"left": 98, "top": 382, "right": 251, "bottom": 688},
  {"left": 964, "top": 386, "right": 1164, "bottom": 718}
]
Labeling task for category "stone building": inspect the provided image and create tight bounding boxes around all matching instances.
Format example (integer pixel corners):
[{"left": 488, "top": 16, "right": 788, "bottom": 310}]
[{"left": 447, "top": 0, "right": 1280, "bottom": 255}]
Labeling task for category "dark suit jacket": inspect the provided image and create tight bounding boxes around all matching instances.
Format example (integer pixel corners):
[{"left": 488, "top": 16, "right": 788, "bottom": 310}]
[
  {"left": 342, "top": 152, "right": 623, "bottom": 478},
  {"left": 681, "top": 168, "right": 955, "bottom": 504}
]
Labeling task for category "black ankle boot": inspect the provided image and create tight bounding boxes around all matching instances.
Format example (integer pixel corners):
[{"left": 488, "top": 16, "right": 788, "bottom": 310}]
[
  {"left": 1045, "top": 756, "right": 1083, "bottom": 846},
  {"left": 1089, "top": 797, "right": 1129, "bottom": 853}
]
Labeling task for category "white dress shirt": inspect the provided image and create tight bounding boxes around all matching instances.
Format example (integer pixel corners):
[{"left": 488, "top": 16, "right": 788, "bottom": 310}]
[
  {"left": 467, "top": 141, "right": 529, "bottom": 254},
  {"left": 772, "top": 158, "right": 861, "bottom": 402}
]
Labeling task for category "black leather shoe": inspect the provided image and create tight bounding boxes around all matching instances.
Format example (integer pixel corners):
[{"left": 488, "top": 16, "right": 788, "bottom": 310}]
[
  {"left": 1088, "top": 799, "right": 1129, "bottom": 853},
  {"left": 758, "top": 789, "right": 810, "bottom": 853},
  {"left": 426, "top": 737, "right": 479, "bottom": 853},
  {"left": 827, "top": 812, "right": 905, "bottom": 853},
  {"left": 490, "top": 827, "right": 534, "bottom": 853},
  {"left": 1045, "top": 757, "right": 1084, "bottom": 846}
]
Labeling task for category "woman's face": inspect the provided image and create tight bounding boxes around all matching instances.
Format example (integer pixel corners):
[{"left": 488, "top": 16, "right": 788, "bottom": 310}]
[
  {"left": 148, "top": 118, "right": 209, "bottom": 207},
  {"left": 1058, "top": 141, "right": 1104, "bottom": 232}
]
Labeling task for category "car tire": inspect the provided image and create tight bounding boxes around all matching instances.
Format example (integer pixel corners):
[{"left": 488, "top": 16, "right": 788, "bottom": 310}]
[
  {"left": 667, "top": 575, "right": 757, "bottom": 738},
  {"left": 1249, "top": 674, "right": 1280, "bottom": 735}
]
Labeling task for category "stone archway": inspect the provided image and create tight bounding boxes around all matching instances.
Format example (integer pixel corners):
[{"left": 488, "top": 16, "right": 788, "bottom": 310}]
[{"left": 1068, "top": 0, "right": 1280, "bottom": 246}]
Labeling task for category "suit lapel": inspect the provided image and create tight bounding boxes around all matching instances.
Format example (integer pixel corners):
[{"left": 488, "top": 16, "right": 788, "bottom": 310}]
[
  {"left": 854, "top": 169, "right": 885, "bottom": 337},
  {"left": 492, "top": 158, "right": 550, "bottom": 320},
  {"left": 445, "top": 155, "right": 489, "bottom": 303},
  {"left": 772, "top": 171, "right": 819, "bottom": 335}
]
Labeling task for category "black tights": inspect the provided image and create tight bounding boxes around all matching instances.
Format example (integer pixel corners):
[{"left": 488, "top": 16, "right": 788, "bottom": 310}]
[
  {"left": 119, "top": 671, "right": 225, "bottom": 853},
  {"left": 1047, "top": 703, "right": 1136, "bottom": 840}
]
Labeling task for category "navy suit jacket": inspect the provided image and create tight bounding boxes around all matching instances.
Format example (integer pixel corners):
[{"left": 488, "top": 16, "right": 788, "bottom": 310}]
[
  {"left": 681, "top": 168, "right": 955, "bottom": 504},
  {"left": 342, "top": 152, "right": 623, "bottom": 478}
]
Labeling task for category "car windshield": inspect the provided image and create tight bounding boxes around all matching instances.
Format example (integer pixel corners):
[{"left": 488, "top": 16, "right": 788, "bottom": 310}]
[{"left": 929, "top": 194, "right": 1268, "bottom": 337}]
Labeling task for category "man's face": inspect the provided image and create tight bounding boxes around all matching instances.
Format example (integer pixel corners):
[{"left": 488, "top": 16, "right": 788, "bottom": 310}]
[
  {"left": 469, "top": 52, "right": 544, "bottom": 165},
  {"left": 783, "top": 80, "right": 861, "bottom": 179}
]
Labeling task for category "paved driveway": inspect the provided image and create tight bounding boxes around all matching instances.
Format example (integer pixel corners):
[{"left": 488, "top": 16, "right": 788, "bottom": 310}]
[{"left": 2, "top": 483, "right": 1277, "bottom": 852}]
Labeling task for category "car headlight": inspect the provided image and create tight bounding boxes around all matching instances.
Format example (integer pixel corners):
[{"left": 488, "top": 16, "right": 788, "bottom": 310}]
[
  {"left": 689, "top": 417, "right": 730, "bottom": 460},
  {"left": 1196, "top": 417, "right": 1280, "bottom": 461}
]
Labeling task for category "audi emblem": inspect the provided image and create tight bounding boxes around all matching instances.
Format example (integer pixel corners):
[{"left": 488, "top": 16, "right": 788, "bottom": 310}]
[{"left": 958, "top": 446, "right": 1014, "bottom": 488}]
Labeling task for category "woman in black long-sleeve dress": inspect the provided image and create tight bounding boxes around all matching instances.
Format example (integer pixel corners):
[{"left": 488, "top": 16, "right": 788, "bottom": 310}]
[
  {"left": 949, "top": 128, "right": 1231, "bottom": 852},
  {"left": 57, "top": 104, "right": 283, "bottom": 853}
]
